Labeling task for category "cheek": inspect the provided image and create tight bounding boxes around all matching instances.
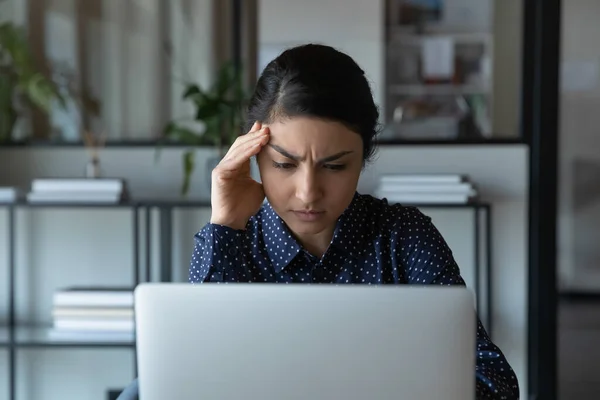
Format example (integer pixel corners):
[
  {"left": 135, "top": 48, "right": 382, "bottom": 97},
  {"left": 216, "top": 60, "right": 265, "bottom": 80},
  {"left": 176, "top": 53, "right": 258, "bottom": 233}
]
[{"left": 323, "top": 169, "right": 361, "bottom": 197}]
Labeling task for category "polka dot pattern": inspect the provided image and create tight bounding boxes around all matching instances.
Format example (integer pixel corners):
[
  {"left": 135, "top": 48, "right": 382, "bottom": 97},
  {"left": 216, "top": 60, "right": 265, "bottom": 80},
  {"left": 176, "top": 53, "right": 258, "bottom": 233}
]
[{"left": 189, "top": 192, "right": 519, "bottom": 399}]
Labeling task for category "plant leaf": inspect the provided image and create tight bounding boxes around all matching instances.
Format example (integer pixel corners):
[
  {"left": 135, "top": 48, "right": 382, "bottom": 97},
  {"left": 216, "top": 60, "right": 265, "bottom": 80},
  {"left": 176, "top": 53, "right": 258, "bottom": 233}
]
[
  {"left": 22, "top": 73, "right": 52, "bottom": 111},
  {"left": 194, "top": 95, "right": 223, "bottom": 120},
  {"left": 162, "top": 121, "right": 203, "bottom": 144},
  {"left": 158, "top": 59, "right": 250, "bottom": 194},
  {"left": 182, "top": 83, "right": 215, "bottom": 112},
  {"left": 212, "top": 61, "right": 239, "bottom": 97},
  {"left": 200, "top": 117, "right": 222, "bottom": 147},
  {"left": 182, "top": 84, "right": 201, "bottom": 99},
  {"left": 181, "top": 149, "right": 196, "bottom": 196},
  {"left": 0, "top": 22, "right": 67, "bottom": 115}
]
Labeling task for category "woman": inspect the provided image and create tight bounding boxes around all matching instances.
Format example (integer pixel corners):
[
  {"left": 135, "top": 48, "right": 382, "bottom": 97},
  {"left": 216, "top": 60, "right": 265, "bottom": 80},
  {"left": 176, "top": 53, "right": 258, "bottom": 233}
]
[{"left": 119, "top": 44, "right": 519, "bottom": 400}]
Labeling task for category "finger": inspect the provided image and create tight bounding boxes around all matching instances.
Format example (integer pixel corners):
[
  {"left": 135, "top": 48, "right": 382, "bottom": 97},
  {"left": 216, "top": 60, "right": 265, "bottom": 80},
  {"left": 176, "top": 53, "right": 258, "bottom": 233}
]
[
  {"left": 224, "top": 130, "right": 269, "bottom": 166},
  {"left": 239, "top": 121, "right": 262, "bottom": 139},
  {"left": 224, "top": 127, "right": 269, "bottom": 161},
  {"left": 248, "top": 121, "right": 261, "bottom": 134},
  {"left": 237, "top": 125, "right": 268, "bottom": 147},
  {"left": 218, "top": 133, "right": 269, "bottom": 173},
  {"left": 224, "top": 126, "right": 267, "bottom": 158}
]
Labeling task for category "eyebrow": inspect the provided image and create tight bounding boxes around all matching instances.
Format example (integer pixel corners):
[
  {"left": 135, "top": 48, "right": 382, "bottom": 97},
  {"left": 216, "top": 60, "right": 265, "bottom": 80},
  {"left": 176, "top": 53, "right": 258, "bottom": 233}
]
[{"left": 268, "top": 144, "right": 354, "bottom": 163}]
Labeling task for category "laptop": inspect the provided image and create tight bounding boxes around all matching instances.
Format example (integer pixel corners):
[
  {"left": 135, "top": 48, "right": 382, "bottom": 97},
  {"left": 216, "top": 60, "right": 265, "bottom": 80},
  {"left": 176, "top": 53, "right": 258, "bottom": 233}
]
[{"left": 135, "top": 283, "right": 476, "bottom": 400}]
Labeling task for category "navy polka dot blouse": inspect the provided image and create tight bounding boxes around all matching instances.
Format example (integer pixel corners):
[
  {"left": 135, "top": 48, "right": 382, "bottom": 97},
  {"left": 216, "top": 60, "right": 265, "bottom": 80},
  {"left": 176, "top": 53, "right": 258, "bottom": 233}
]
[{"left": 189, "top": 192, "right": 520, "bottom": 400}]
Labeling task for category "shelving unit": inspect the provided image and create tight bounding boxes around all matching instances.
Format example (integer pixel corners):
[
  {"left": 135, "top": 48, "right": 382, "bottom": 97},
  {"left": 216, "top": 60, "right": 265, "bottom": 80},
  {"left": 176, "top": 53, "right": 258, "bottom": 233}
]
[
  {"left": 383, "top": 0, "right": 495, "bottom": 141},
  {"left": 1, "top": 199, "right": 492, "bottom": 400},
  {"left": 2, "top": 326, "right": 135, "bottom": 348}
]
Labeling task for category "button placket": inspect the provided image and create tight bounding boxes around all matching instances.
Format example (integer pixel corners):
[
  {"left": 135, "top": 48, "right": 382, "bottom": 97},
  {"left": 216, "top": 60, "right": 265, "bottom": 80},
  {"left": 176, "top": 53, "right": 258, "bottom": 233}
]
[{"left": 312, "top": 266, "right": 325, "bottom": 282}]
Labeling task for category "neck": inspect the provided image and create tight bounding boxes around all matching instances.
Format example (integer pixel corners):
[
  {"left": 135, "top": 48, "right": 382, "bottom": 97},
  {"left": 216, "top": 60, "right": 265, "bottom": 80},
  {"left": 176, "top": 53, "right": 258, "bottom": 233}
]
[{"left": 294, "top": 227, "right": 335, "bottom": 258}]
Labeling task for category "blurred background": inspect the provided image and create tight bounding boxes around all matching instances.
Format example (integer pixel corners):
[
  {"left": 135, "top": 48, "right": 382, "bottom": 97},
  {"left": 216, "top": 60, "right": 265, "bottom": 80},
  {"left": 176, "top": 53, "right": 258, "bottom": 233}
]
[{"left": 0, "top": 0, "right": 593, "bottom": 399}]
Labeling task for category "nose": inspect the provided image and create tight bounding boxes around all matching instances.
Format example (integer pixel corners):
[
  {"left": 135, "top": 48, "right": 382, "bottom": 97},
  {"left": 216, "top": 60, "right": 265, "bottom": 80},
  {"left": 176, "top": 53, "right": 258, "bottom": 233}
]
[{"left": 295, "top": 167, "right": 323, "bottom": 205}]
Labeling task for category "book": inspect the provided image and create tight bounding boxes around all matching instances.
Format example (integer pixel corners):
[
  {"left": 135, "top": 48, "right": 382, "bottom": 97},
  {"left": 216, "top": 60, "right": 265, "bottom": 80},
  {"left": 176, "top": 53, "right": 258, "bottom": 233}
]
[{"left": 53, "top": 287, "right": 134, "bottom": 308}]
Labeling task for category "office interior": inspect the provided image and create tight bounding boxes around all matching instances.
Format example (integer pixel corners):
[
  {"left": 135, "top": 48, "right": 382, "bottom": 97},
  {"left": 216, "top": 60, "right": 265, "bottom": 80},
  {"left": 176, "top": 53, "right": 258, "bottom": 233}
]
[{"left": 0, "top": 0, "right": 586, "bottom": 399}]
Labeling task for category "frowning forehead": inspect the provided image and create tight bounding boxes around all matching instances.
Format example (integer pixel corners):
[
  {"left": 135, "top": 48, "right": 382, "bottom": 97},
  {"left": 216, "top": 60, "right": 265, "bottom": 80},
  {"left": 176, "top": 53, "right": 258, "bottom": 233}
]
[{"left": 265, "top": 117, "right": 362, "bottom": 158}]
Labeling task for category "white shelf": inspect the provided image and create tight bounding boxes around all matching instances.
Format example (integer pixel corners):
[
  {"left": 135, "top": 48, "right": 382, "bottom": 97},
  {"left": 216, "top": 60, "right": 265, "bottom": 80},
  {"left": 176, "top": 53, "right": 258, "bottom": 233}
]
[
  {"left": 0, "top": 326, "right": 135, "bottom": 347},
  {"left": 388, "top": 84, "right": 489, "bottom": 96}
]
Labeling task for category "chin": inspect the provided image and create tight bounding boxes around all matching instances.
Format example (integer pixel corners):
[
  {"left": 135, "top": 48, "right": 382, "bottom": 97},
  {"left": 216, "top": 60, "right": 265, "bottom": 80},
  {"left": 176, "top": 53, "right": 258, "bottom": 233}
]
[
  {"left": 288, "top": 223, "right": 325, "bottom": 235},
  {"left": 284, "top": 217, "right": 332, "bottom": 234}
]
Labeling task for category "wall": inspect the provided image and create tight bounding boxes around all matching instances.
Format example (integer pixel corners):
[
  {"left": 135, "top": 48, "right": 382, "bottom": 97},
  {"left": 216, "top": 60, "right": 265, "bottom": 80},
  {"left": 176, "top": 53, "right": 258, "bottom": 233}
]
[{"left": 557, "top": 0, "right": 600, "bottom": 291}]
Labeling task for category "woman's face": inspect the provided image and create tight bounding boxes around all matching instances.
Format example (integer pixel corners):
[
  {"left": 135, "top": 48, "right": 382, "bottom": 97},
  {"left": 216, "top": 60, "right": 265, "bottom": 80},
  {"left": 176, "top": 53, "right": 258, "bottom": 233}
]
[{"left": 257, "top": 116, "right": 364, "bottom": 239}]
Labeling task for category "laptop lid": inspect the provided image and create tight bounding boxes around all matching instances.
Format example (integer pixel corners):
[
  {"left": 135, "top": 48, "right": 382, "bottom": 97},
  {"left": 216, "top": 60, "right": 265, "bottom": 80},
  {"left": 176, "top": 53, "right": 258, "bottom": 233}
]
[{"left": 135, "top": 283, "right": 475, "bottom": 400}]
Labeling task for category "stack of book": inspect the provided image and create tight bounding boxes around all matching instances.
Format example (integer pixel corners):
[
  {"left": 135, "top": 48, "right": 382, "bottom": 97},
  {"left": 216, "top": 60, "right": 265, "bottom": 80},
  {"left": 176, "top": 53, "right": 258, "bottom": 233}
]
[
  {"left": 48, "top": 286, "right": 135, "bottom": 341},
  {"left": 26, "top": 178, "right": 126, "bottom": 204},
  {"left": 0, "top": 187, "right": 19, "bottom": 203},
  {"left": 374, "top": 174, "right": 478, "bottom": 204}
]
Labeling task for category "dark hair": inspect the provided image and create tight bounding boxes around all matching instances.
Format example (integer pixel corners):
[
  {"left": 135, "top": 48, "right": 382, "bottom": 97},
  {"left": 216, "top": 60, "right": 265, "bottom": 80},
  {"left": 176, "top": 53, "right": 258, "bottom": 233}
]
[{"left": 245, "top": 44, "right": 380, "bottom": 164}]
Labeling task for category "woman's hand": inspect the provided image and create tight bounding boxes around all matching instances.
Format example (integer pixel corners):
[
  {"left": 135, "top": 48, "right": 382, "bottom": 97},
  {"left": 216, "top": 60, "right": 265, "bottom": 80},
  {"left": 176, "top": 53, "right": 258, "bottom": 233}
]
[{"left": 209, "top": 122, "right": 270, "bottom": 230}]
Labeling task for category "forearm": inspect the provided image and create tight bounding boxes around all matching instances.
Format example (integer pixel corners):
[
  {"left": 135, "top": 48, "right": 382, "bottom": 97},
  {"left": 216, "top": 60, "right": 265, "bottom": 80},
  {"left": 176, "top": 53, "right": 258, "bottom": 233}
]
[
  {"left": 189, "top": 223, "right": 250, "bottom": 283},
  {"left": 474, "top": 321, "right": 520, "bottom": 399}
]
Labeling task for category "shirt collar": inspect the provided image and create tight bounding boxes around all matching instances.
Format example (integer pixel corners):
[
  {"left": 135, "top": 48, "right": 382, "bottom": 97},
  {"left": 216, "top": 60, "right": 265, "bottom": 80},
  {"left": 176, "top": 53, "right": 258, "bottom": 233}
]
[
  {"left": 260, "top": 201, "right": 302, "bottom": 273},
  {"left": 260, "top": 192, "right": 370, "bottom": 272}
]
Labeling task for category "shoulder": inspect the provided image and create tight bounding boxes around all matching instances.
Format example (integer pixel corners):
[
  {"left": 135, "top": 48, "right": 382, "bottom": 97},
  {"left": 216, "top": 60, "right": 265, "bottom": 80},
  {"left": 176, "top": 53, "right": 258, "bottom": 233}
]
[
  {"left": 359, "top": 195, "right": 460, "bottom": 284},
  {"left": 356, "top": 194, "right": 452, "bottom": 261},
  {"left": 352, "top": 193, "right": 433, "bottom": 235}
]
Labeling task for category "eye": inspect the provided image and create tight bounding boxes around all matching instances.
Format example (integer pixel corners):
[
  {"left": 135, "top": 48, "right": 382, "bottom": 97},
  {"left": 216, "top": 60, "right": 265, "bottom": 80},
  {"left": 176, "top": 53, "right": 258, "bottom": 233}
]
[
  {"left": 324, "top": 164, "right": 346, "bottom": 171},
  {"left": 272, "top": 161, "right": 296, "bottom": 170}
]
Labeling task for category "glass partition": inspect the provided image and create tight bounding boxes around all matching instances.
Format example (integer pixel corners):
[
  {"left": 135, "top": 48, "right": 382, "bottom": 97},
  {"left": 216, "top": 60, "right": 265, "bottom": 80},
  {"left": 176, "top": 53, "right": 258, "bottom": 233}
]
[
  {"left": 382, "top": 0, "right": 523, "bottom": 142},
  {"left": 0, "top": 0, "right": 525, "bottom": 145}
]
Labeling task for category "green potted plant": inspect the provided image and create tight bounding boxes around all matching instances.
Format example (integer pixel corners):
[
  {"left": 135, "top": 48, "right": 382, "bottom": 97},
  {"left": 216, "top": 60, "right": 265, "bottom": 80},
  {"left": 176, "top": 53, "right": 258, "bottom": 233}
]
[
  {"left": 159, "top": 61, "right": 249, "bottom": 196},
  {"left": 0, "top": 22, "right": 65, "bottom": 143}
]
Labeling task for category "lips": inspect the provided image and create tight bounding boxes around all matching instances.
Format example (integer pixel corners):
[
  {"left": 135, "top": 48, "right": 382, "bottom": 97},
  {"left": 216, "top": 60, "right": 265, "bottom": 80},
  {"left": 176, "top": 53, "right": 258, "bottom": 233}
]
[{"left": 292, "top": 210, "right": 325, "bottom": 222}]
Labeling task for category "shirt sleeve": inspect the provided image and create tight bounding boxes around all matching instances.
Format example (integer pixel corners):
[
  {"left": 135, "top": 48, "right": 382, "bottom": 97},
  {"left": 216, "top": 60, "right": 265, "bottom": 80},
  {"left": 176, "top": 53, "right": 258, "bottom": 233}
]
[
  {"left": 188, "top": 223, "right": 249, "bottom": 283},
  {"left": 395, "top": 206, "right": 520, "bottom": 400}
]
